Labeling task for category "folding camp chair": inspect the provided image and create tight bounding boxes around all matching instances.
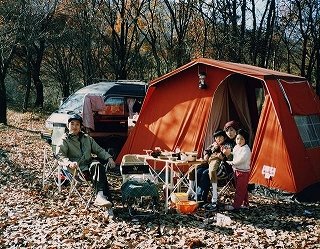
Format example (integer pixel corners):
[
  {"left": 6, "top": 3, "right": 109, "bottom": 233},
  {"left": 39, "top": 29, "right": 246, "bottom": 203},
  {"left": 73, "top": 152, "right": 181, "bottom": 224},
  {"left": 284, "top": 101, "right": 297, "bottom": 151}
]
[
  {"left": 42, "top": 148, "right": 67, "bottom": 192},
  {"left": 120, "top": 154, "right": 159, "bottom": 217},
  {"left": 62, "top": 165, "right": 94, "bottom": 209},
  {"left": 218, "top": 173, "right": 234, "bottom": 197},
  {"left": 217, "top": 161, "right": 235, "bottom": 200},
  {"left": 42, "top": 126, "right": 68, "bottom": 193},
  {"left": 42, "top": 127, "right": 94, "bottom": 209}
]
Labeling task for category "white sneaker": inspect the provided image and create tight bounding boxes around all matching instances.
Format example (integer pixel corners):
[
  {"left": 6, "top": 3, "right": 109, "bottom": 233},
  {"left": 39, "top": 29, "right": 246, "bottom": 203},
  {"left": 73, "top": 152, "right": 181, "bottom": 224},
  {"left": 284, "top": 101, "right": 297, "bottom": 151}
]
[
  {"left": 186, "top": 188, "right": 193, "bottom": 196},
  {"left": 94, "top": 194, "right": 112, "bottom": 208},
  {"left": 107, "top": 208, "right": 114, "bottom": 219}
]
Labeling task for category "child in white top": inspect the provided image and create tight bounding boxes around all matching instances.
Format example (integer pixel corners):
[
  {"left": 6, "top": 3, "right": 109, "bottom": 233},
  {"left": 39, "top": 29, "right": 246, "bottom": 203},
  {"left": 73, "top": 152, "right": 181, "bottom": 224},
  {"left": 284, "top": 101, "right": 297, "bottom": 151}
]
[{"left": 223, "top": 129, "right": 251, "bottom": 210}]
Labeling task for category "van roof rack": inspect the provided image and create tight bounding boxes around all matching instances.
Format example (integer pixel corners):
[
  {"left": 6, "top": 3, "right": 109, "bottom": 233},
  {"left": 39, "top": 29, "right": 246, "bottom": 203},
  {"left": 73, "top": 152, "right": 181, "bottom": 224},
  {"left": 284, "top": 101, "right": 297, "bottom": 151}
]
[
  {"left": 95, "top": 79, "right": 148, "bottom": 85},
  {"left": 116, "top": 80, "right": 147, "bottom": 85}
]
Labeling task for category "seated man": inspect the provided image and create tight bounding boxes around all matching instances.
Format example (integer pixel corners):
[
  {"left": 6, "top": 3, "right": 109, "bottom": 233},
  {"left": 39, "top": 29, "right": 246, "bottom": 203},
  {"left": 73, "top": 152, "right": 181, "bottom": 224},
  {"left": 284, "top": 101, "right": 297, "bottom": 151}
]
[{"left": 56, "top": 114, "right": 116, "bottom": 214}]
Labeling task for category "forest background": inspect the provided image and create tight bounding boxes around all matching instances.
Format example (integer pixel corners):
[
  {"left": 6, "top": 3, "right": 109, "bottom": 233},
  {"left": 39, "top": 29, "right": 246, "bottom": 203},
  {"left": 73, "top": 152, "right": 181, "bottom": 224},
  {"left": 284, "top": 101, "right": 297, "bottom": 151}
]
[{"left": 0, "top": 0, "right": 320, "bottom": 124}]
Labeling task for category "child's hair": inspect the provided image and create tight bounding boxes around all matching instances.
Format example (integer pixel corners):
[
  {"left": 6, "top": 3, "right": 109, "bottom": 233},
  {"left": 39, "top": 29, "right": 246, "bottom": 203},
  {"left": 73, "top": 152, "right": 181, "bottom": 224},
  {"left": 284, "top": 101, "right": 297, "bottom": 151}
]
[
  {"left": 237, "top": 129, "right": 249, "bottom": 144},
  {"left": 213, "top": 129, "right": 227, "bottom": 139}
]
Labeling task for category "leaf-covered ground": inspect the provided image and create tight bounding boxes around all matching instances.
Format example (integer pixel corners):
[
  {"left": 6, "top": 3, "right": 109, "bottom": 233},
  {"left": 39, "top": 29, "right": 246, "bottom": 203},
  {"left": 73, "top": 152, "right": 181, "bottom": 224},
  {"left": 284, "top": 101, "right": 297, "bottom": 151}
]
[{"left": 0, "top": 110, "right": 319, "bottom": 248}]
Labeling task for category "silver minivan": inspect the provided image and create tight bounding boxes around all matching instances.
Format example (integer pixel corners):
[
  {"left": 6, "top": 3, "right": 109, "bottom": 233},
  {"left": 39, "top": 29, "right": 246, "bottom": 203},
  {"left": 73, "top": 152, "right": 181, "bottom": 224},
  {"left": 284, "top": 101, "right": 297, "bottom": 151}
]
[{"left": 43, "top": 80, "right": 147, "bottom": 158}]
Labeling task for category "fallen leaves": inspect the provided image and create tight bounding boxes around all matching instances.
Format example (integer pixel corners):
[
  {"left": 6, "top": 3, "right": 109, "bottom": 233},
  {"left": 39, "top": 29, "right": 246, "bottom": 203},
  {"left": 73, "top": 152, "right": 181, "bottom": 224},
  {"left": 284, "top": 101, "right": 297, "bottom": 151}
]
[{"left": 0, "top": 110, "right": 320, "bottom": 248}]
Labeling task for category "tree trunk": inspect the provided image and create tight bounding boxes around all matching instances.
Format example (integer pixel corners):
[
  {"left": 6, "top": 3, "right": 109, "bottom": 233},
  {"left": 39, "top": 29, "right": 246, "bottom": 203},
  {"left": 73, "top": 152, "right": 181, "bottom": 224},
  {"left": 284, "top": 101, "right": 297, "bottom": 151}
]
[
  {"left": 23, "top": 51, "right": 32, "bottom": 112},
  {"left": 239, "top": 0, "right": 247, "bottom": 62},
  {"left": 0, "top": 41, "right": 15, "bottom": 124},
  {"left": 62, "top": 82, "right": 70, "bottom": 99},
  {"left": 32, "top": 39, "right": 45, "bottom": 108},
  {"left": 0, "top": 76, "right": 7, "bottom": 124},
  {"left": 259, "top": 0, "right": 275, "bottom": 67},
  {"left": 33, "top": 76, "right": 44, "bottom": 108}
]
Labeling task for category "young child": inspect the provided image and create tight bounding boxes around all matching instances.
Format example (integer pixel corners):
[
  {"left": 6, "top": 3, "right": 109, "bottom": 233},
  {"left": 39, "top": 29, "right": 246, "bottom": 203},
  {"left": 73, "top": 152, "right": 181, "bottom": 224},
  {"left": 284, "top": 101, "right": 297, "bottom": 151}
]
[
  {"left": 223, "top": 129, "right": 251, "bottom": 211},
  {"left": 196, "top": 129, "right": 227, "bottom": 208}
]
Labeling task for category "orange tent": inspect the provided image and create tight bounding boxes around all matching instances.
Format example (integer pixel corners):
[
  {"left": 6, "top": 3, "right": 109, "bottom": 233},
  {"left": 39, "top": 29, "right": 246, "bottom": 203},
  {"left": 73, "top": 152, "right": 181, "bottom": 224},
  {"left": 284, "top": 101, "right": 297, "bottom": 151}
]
[{"left": 117, "top": 58, "right": 320, "bottom": 193}]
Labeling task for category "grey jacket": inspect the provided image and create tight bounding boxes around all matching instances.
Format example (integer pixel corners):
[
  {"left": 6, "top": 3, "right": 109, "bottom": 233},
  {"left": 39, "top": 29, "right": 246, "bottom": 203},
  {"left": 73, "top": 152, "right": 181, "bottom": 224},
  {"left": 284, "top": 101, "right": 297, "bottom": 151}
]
[{"left": 56, "top": 132, "right": 112, "bottom": 171}]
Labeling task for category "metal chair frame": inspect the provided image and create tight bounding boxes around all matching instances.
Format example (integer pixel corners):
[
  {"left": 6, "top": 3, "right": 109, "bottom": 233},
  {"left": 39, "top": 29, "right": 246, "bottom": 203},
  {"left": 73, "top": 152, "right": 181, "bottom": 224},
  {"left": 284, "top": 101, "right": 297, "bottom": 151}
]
[{"left": 63, "top": 165, "right": 94, "bottom": 209}]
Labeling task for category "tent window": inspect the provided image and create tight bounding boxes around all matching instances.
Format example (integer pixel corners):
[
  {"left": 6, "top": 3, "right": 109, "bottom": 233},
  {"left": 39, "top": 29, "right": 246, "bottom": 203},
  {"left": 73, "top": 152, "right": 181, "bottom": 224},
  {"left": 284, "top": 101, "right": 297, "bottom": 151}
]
[{"left": 294, "top": 115, "right": 320, "bottom": 148}]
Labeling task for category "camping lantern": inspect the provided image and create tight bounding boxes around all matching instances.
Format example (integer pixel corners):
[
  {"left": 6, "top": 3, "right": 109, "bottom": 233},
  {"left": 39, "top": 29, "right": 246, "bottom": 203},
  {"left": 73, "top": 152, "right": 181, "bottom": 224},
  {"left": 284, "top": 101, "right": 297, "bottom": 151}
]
[{"left": 198, "top": 72, "right": 207, "bottom": 89}]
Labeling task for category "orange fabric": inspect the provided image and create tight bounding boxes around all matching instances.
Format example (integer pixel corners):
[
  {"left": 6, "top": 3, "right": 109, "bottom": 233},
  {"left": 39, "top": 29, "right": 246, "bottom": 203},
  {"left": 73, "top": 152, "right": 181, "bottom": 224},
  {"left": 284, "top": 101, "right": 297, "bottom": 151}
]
[
  {"left": 149, "top": 58, "right": 305, "bottom": 86},
  {"left": 117, "top": 66, "right": 230, "bottom": 161},
  {"left": 279, "top": 80, "right": 320, "bottom": 114},
  {"left": 250, "top": 81, "right": 320, "bottom": 192},
  {"left": 269, "top": 80, "right": 320, "bottom": 191},
  {"left": 249, "top": 95, "right": 296, "bottom": 192}
]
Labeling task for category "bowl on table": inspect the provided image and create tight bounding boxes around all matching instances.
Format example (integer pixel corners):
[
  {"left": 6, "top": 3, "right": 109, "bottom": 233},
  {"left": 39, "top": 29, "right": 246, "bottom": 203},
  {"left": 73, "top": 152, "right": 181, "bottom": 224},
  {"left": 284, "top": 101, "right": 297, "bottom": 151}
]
[{"left": 185, "top": 151, "right": 198, "bottom": 162}]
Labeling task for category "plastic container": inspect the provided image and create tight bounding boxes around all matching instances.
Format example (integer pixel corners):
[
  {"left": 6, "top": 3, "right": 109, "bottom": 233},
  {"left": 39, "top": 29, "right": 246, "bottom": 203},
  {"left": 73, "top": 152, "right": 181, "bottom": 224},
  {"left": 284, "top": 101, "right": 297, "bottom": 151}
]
[
  {"left": 176, "top": 201, "right": 199, "bottom": 214},
  {"left": 170, "top": 192, "right": 188, "bottom": 203}
]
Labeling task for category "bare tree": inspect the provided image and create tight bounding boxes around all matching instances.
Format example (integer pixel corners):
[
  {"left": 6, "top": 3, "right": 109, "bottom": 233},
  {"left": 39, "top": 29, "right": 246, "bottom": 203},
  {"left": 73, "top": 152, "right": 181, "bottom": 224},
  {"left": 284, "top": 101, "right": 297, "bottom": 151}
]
[
  {"left": 95, "top": 0, "right": 146, "bottom": 80},
  {"left": 10, "top": 0, "right": 59, "bottom": 110},
  {"left": 43, "top": 8, "right": 79, "bottom": 100},
  {"left": 314, "top": 2, "right": 320, "bottom": 95},
  {"left": 0, "top": 1, "right": 21, "bottom": 124},
  {"left": 162, "top": 0, "right": 195, "bottom": 68},
  {"left": 136, "top": 0, "right": 165, "bottom": 77},
  {"left": 63, "top": 0, "right": 100, "bottom": 85},
  {"left": 259, "top": 0, "right": 276, "bottom": 67}
]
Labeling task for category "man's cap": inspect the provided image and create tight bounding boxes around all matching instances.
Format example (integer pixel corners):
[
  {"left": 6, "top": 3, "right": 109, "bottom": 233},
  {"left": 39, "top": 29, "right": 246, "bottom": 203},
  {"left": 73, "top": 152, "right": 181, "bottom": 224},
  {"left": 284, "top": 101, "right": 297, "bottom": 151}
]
[{"left": 68, "top": 114, "right": 83, "bottom": 124}]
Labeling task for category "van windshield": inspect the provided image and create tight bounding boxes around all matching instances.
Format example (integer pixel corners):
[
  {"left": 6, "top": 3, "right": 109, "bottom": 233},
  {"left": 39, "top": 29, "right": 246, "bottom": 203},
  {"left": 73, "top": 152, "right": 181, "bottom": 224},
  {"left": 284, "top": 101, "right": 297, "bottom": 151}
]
[{"left": 58, "top": 93, "right": 87, "bottom": 113}]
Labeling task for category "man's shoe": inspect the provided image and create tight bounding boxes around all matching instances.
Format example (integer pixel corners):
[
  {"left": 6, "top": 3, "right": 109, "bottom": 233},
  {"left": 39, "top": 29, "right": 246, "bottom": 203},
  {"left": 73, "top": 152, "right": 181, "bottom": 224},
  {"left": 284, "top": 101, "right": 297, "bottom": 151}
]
[
  {"left": 205, "top": 203, "right": 217, "bottom": 211},
  {"left": 108, "top": 208, "right": 114, "bottom": 219},
  {"left": 240, "top": 205, "right": 249, "bottom": 209},
  {"left": 94, "top": 194, "right": 112, "bottom": 208},
  {"left": 224, "top": 204, "right": 235, "bottom": 211}
]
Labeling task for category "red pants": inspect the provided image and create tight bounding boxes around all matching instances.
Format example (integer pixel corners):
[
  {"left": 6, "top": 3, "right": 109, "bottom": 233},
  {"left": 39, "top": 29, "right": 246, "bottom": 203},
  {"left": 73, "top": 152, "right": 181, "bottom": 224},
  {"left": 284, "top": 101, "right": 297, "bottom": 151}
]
[{"left": 233, "top": 170, "right": 250, "bottom": 209}]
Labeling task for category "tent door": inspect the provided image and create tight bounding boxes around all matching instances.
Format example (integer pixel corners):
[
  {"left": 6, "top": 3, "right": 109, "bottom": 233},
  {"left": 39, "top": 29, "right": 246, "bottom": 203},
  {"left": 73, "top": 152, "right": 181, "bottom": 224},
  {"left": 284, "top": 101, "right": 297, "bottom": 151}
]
[{"left": 204, "top": 74, "right": 264, "bottom": 149}]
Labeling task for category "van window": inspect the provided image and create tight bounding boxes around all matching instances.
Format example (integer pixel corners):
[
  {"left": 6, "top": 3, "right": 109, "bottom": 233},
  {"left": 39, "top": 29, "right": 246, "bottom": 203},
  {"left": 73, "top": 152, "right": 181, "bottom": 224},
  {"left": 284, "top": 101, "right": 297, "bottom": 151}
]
[{"left": 101, "top": 97, "right": 125, "bottom": 115}]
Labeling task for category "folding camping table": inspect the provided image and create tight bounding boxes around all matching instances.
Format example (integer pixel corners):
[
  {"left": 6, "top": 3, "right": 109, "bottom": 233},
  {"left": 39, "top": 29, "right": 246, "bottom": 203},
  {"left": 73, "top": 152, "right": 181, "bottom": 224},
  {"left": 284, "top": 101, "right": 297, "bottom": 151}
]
[{"left": 135, "top": 154, "right": 203, "bottom": 213}]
